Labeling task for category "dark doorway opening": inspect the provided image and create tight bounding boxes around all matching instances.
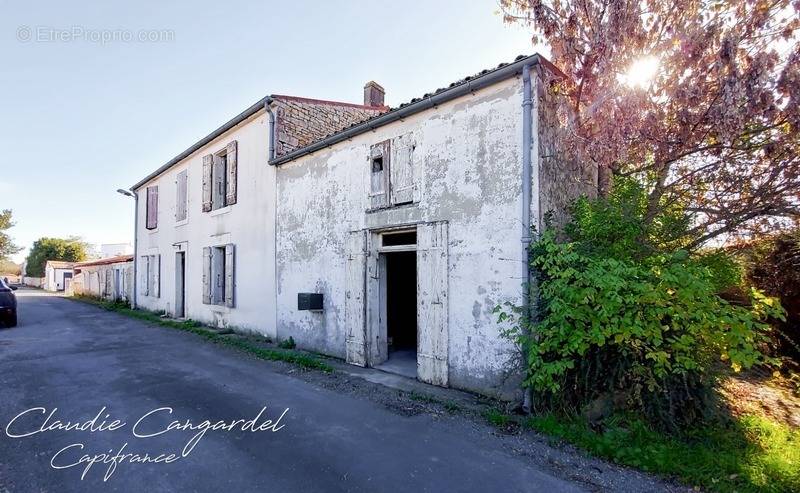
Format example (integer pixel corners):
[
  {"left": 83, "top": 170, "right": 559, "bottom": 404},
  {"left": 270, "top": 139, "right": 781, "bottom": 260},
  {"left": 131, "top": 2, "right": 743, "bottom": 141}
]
[
  {"left": 381, "top": 251, "right": 417, "bottom": 377},
  {"left": 175, "top": 251, "right": 186, "bottom": 318}
]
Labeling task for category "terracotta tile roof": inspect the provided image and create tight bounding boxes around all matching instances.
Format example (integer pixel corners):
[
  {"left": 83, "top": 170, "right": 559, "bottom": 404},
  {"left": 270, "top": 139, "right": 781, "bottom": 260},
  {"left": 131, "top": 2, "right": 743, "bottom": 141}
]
[
  {"left": 309, "top": 54, "right": 562, "bottom": 143},
  {"left": 269, "top": 53, "right": 560, "bottom": 166},
  {"left": 45, "top": 260, "right": 77, "bottom": 269},
  {"left": 271, "top": 94, "right": 388, "bottom": 112},
  {"left": 74, "top": 255, "right": 134, "bottom": 268}
]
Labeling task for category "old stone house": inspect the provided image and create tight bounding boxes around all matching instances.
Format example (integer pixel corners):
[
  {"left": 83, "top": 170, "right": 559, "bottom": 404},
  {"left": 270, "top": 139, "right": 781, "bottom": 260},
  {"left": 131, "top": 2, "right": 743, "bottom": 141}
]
[{"left": 130, "top": 54, "right": 595, "bottom": 398}]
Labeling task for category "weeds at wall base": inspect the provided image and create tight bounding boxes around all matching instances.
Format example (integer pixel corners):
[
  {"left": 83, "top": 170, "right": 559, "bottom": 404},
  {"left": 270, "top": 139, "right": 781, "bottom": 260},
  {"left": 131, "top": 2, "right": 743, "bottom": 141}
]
[
  {"left": 481, "top": 407, "right": 799, "bottom": 493},
  {"left": 70, "top": 295, "right": 333, "bottom": 372}
]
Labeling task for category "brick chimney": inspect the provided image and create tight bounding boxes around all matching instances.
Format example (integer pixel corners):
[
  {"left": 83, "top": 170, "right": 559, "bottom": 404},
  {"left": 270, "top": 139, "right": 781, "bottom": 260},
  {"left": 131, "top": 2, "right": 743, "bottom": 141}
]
[{"left": 363, "top": 81, "right": 385, "bottom": 107}]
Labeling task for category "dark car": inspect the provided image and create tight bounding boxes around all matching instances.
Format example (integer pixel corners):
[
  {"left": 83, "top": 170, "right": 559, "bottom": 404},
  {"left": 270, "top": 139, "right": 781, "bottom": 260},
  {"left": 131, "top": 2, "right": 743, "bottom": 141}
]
[{"left": 0, "top": 278, "right": 17, "bottom": 327}]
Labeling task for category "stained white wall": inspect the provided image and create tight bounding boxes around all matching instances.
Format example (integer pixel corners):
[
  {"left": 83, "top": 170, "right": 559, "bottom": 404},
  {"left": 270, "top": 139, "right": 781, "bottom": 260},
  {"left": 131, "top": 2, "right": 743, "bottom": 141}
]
[
  {"left": 44, "top": 267, "right": 73, "bottom": 291},
  {"left": 275, "top": 77, "right": 532, "bottom": 397},
  {"left": 74, "top": 262, "right": 133, "bottom": 301},
  {"left": 134, "top": 111, "right": 277, "bottom": 336}
]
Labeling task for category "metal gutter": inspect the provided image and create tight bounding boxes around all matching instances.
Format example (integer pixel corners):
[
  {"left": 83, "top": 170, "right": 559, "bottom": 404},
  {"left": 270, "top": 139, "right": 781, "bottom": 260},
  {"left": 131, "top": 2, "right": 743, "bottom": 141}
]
[
  {"left": 131, "top": 96, "right": 271, "bottom": 190},
  {"left": 268, "top": 54, "right": 544, "bottom": 166}
]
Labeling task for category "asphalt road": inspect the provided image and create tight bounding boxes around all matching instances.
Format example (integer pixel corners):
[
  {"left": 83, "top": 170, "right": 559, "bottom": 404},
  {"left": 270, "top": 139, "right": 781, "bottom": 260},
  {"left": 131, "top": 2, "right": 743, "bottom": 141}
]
[{"left": 0, "top": 289, "right": 588, "bottom": 492}]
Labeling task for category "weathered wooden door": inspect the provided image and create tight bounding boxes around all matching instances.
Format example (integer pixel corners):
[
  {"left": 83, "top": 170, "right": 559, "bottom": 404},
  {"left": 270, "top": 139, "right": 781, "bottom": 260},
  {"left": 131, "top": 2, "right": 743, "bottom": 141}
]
[
  {"left": 416, "top": 221, "right": 449, "bottom": 386},
  {"left": 345, "top": 230, "right": 368, "bottom": 366}
]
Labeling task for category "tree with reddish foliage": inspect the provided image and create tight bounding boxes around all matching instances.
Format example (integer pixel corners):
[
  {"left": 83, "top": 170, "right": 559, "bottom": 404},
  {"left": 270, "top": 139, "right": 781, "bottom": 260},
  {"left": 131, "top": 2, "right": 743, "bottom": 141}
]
[{"left": 501, "top": 0, "right": 800, "bottom": 248}]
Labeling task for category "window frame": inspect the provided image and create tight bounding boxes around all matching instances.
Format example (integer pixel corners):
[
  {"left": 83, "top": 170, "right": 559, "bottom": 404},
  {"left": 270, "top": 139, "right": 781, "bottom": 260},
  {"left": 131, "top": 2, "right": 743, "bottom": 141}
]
[{"left": 203, "top": 243, "right": 235, "bottom": 307}]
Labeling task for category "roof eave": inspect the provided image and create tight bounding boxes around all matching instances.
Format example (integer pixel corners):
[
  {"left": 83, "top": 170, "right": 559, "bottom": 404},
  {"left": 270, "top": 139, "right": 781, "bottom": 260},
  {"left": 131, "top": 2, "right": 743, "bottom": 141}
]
[
  {"left": 267, "top": 53, "right": 544, "bottom": 167},
  {"left": 131, "top": 96, "right": 272, "bottom": 191}
]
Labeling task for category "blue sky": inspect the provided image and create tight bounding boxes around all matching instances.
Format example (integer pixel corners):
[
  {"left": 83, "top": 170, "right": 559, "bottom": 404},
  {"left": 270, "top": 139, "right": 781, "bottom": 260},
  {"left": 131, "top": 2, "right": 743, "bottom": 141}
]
[{"left": 0, "top": 0, "right": 537, "bottom": 263}]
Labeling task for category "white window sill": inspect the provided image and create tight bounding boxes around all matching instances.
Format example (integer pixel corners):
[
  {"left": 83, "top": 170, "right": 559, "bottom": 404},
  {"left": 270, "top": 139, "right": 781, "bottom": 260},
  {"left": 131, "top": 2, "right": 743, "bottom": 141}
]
[
  {"left": 209, "top": 206, "right": 231, "bottom": 217},
  {"left": 146, "top": 228, "right": 159, "bottom": 234},
  {"left": 208, "top": 304, "right": 230, "bottom": 313},
  {"left": 175, "top": 218, "right": 189, "bottom": 228}
]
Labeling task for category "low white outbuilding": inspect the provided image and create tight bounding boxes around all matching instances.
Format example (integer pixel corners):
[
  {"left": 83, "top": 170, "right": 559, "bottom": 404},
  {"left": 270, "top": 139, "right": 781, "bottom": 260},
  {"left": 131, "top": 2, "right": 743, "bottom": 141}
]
[
  {"left": 73, "top": 255, "right": 134, "bottom": 302},
  {"left": 43, "top": 261, "right": 76, "bottom": 292}
]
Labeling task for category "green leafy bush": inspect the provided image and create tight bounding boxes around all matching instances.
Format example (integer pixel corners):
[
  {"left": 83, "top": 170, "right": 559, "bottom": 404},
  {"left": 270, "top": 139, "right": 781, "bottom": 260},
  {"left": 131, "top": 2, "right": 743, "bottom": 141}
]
[
  {"left": 496, "top": 179, "right": 784, "bottom": 429},
  {"left": 735, "top": 230, "right": 800, "bottom": 360},
  {"left": 278, "top": 336, "right": 296, "bottom": 350}
]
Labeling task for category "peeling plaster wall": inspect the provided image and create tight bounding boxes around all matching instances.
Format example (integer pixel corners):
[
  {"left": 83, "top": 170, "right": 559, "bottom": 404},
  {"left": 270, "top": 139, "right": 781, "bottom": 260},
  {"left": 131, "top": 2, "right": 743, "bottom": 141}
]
[
  {"left": 134, "top": 112, "right": 277, "bottom": 336},
  {"left": 276, "top": 78, "right": 530, "bottom": 398}
]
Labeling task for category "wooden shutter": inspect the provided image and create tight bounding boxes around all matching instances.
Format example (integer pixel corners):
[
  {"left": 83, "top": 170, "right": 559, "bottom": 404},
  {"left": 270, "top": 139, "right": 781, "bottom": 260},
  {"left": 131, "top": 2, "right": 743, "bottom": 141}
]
[
  {"left": 146, "top": 186, "right": 158, "bottom": 229},
  {"left": 176, "top": 170, "right": 188, "bottom": 222},
  {"left": 368, "top": 140, "right": 390, "bottom": 209},
  {"left": 152, "top": 255, "right": 161, "bottom": 298},
  {"left": 140, "top": 256, "right": 149, "bottom": 296},
  {"left": 345, "top": 230, "right": 368, "bottom": 366},
  {"left": 202, "top": 247, "right": 211, "bottom": 304},
  {"left": 417, "top": 221, "right": 449, "bottom": 386},
  {"left": 225, "top": 141, "right": 237, "bottom": 206},
  {"left": 202, "top": 154, "right": 213, "bottom": 212},
  {"left": 390, "top": 135, "right": 415, "bottom": 205},
  {"left": 224, "top": 243, "right": 235, "bottom": 307}
]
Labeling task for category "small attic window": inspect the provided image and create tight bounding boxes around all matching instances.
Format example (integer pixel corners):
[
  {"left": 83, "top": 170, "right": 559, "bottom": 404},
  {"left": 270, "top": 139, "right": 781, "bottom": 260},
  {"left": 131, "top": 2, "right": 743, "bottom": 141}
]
[{"left": 372, "top": 156, "right": 384, "bottom": 173}]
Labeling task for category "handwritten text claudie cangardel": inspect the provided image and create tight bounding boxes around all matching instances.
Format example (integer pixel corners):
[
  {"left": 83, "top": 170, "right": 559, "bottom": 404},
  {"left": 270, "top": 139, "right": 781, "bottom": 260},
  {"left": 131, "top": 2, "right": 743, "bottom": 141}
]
[{"left": 4, "top": 406, "right": 289, "bottom": 481}]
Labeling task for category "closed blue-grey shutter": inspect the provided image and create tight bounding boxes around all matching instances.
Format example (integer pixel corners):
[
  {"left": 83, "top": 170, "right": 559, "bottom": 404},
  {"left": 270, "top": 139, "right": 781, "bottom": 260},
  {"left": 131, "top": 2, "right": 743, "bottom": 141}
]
[
  {"left": 224, "top": 244, "right": 235, "bottom": 307},
  {"left": 139, "top": 256, "right": 149, "bottom": 296},
  {"left": 152, "top": 255, "right": 161, "bottom": 298},
  {"left": 202, "top": 247, "right": 211, "bottom": 304}
]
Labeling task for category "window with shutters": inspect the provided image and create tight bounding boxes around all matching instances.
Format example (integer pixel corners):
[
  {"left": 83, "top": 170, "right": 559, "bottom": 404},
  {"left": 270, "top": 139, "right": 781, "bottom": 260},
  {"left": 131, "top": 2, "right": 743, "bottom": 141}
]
[
  {"left": 145, "top": 186, "right": 158, "bottom": 229},
  {"left": 202, "top": 141, "right": 237, "bottom": 212},
  {"left": 175, "top": 169, "right": 188, "bottom": 223},
  {"left": 202, "top": 244, "right": 235, "bottom": 307},
  {"left": 368, "top": 134, "right": 417, "bottom": 210}
]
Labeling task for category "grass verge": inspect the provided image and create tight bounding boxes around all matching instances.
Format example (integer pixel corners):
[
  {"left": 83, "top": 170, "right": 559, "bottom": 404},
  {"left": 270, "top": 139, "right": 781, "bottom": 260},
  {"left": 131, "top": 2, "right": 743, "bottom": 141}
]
[
  {"left": 71, "top": 295, "right": 333, "bottom": 372},
  {"left": 528, "top": 413, "right": 799, "bottom": 493},
  {"left": 481, "top": 407, "right": 798, "bottom": 493}
]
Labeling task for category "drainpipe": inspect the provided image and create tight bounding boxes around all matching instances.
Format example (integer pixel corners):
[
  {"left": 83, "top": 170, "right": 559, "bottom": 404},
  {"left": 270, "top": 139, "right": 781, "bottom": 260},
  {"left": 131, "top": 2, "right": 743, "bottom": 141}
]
[
  {"left": 265, "top": 98, "right": 276, "bottom": 161},
  {"left": 521, "top": 64, "right": 533, "bottom": 413},
  {"left": 116, "top": 188, "right": 137, "bottom": 309},
  {"left": 264, "top": 97, "right": 279, "bottom": 340},
  {"left": 130, "top": 191, "right": 138, "bottom": 310}
]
